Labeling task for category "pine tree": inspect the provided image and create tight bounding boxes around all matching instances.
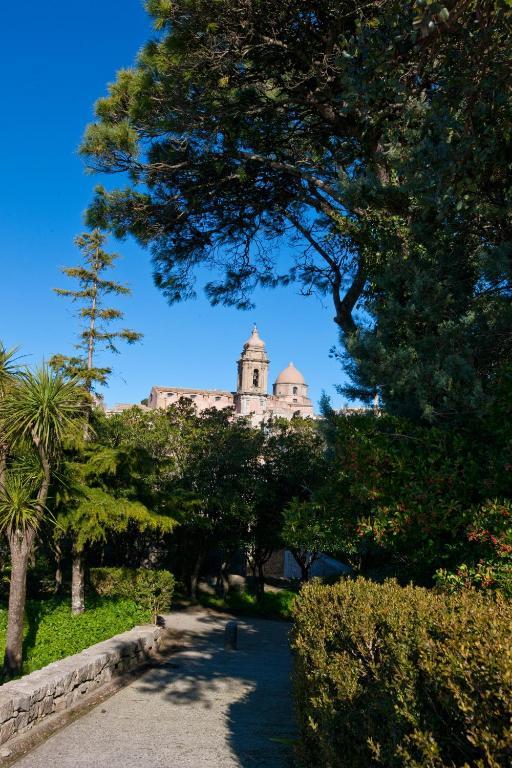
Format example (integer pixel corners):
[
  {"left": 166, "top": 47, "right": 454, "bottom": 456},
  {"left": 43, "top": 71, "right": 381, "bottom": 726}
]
[{"left": 51, "top": 229, "right": 142, "bottom": 392}]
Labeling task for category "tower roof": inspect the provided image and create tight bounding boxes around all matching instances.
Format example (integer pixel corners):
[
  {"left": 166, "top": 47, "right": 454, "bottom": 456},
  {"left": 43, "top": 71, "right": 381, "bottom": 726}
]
[
  {"left": 275, "top": 362, "right": 306, "bottom": 385},
  {"left": 244, "top": 325, "right": 265, "bottom": 349}
]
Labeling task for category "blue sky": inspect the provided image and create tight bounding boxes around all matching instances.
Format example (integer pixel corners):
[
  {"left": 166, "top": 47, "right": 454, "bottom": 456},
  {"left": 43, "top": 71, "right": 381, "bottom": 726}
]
[{"left": 0, "top": 1, "right": 349, "bottom": 410}]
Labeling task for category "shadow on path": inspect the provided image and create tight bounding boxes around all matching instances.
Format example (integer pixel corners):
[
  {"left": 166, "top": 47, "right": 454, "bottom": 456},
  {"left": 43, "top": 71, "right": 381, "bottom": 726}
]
[
  {"left": 12, "top": 609, "right": 296, "bottom": 768},
  {"left": 135, "top": 611, "right": 296, "bottom": 767}
]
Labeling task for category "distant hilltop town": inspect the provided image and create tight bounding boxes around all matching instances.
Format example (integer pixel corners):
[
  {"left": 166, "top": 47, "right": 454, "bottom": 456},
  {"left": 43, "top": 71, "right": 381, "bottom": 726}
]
[{"left": 107, "top": 326, "right": 314, "bottom": 426}]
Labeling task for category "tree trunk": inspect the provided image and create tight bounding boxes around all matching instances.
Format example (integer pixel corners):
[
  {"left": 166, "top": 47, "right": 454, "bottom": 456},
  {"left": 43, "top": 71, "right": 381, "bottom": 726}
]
[
  {"left": 3, "top": 527, "right": 35, "bottom": 678},
  {"left": 189, "top": 551, "right": 203, "bottom": 602},
  {"left": 255, "top": 562, "right": 265, "bottom": 602},
  {"left": 215, "top": 556, "right": 231, "bottom": 598},
  {"left": 300, "top": 562, "right": 310, "bottom": 582},
  {"left": 290, "top": 548, "right": 316, "bottom": 582},
  {"left": 54, "top": 542, "right": 63, "bottom": 595},
  {"left": 71, "top": 551, "right": 85, "bottom": 615}
]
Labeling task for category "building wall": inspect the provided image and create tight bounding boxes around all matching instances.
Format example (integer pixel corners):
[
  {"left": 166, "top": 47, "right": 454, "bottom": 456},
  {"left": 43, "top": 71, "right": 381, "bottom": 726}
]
[
  {"left": 145, "top": 331, "right": 314, "bottom": 425},
  {"left": 149, "top": 387, "right": 235, "bottom": 412}
]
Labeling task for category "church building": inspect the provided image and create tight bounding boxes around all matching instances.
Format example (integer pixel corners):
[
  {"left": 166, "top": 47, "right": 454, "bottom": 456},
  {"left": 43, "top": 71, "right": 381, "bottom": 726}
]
[{"left": 147, "top": 326, "right": 314, "bottom": 425}]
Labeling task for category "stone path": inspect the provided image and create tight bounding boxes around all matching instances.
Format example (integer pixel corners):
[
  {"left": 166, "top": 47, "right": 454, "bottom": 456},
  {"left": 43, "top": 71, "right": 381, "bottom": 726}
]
[{"left": 13, "top": 609, "right": 295, "bottom": 768}]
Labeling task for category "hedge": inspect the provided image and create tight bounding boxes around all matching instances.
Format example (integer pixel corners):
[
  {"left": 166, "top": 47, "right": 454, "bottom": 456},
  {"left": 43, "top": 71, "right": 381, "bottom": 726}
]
[
  {"left": 90, "top": 567, "right": 175, "bottom": 621},
  {"left": 292, "top": 578, "right": 512, "bottom": 768}
]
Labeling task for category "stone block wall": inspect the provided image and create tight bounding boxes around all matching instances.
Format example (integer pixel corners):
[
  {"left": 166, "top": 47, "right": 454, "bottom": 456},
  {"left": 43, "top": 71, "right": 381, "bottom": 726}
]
[{"left": 0, "top": 624, "right": 162, "bottom": 747}]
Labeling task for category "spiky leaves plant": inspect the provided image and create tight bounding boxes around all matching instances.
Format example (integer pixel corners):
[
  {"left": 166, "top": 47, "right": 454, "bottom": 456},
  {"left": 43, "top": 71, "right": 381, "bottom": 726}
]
[
  {"left": 0, "top": 472, "right": 43, "bottom": 536},
  {"left": 0, "top": 365, "right": 87, "bottom": 677},
  {"left": 0, "top": 344, "right": 19, "bottom": 394},
  {"left": 1, "top": 365, "right": 89, "bottom": 454},
  {"left": 0, "top": 344, "right": 20, "bottom": 490}
]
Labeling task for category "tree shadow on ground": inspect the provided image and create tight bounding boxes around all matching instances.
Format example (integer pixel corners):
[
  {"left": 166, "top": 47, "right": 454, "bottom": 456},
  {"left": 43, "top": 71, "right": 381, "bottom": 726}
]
[{"left": 135, "top": 612, "right": 296, "bottom": 767}]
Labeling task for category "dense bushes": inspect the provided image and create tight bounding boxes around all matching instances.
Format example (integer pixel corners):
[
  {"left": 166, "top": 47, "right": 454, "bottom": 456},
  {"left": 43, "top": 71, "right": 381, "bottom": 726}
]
[
  {"left": 315, "top": 408, "right": 512, "bottom": 586},
  {"left": 90, "top": 568, "right": 175, "bottom": 621},
  {"left": 293, "top": 579, "right": 512, "bottom": 768}
]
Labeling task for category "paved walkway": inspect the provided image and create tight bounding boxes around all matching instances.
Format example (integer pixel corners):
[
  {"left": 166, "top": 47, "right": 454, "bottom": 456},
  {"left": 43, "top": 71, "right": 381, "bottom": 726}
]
[{"left": 13, "top": 609, "right": 295, "bottom": 767}]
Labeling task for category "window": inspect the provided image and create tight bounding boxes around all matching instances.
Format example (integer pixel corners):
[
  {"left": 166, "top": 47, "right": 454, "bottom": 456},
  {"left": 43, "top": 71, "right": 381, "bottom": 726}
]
[
  {"left": 293, "top": 386, "right": 298, "bottom": 396},
  {"left": 253, "top": 368, "right": 260, "bottom": 388}
]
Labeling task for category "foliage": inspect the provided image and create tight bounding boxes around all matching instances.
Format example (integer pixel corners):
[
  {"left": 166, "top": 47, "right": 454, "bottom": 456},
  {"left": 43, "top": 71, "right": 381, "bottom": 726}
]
[
  {"left": 56, "top": 484, "right": 176, "bottom": 554},
  {"left": 198, "top": 588, "right": 296, "bottom": 621},
  {"left": 293, "top": 578, "right": 512, "bottom": 768},
  {"left": 0, "top": 596, "right": 149, "bottom": 676},
  {"left": 0, "top": 345, "right": 20, "bottom": 395},
  {"left": 50, "top": 229, "right": 142, "bottom": 391},
  {"left": 87, "top": 406, "right": 328, "bottom": 595},
  {"left": 90, "top": 567, "right": 175, "bottom": 620},
  {"left": 282, "top": 499, "right": 336, "bottom": 579},
  {"left": 132, "top": 403, "right": 265, "bottom": 596},
  {"left": 248, "top": 417, "right": 327, "bottom": 586},
  {"left": 0, "top": 472, "right": 43, "bottom": 534},
  {"left": 0, "top": 365, "right": 88, "bottom": 454},
  {"left": 0, "top": 360, "right": 88, "bottom": 674},
  {"left": 54, "top": 407, "right": 179, "bottom": 566},
  {"left": 313, "top": 408, "right": 512, "bottom": 583},
  {"left": 434, "top": 499, "right": 512, "bottom": 596},
  {"left": 435, "top": 560, "right": 512, "bottom": 597},
  {"left": 82, "top": 0, "right": 512, "bottom": 421}
]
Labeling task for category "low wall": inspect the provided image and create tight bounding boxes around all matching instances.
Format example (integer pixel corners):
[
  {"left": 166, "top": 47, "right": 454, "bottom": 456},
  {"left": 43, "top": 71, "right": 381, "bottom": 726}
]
[{"left": 0, "top": 624, "right": 163, "bottom": 747}]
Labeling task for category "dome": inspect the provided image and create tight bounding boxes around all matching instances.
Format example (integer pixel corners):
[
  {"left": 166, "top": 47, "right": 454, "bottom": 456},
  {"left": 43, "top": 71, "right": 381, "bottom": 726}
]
[
  {"left": 275, "top": 362, "right": 305, "bottom": 385},
  {"left": 244, "top": 325, "right": 265, "bottom": 349}
]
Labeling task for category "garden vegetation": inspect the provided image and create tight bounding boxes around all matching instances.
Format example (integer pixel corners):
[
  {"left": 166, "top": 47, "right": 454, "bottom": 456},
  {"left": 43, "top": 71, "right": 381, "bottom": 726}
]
[
  {"left": 0, "top": 0, "right": 510, "bottom": 763},
  {"left": 293, "top": 579, "right": 512, "bottom": 768}
]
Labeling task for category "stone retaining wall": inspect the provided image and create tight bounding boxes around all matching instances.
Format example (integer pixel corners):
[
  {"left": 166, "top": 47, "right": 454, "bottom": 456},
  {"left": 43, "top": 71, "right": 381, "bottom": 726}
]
[{"left": 0, "top": 624, "right": 162, "bottom": 747}]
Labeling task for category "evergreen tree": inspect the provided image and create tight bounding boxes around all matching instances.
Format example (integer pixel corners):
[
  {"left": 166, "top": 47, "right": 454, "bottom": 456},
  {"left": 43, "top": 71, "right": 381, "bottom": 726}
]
[
  {"left": 51, "top": 229, "right": 142, "bottom": 392},
  {"left": 80, "top": 0, "right": 511, "bottom": 421},
  {"left": 51, "top": 229, "right": 142, "bottom": 612}
]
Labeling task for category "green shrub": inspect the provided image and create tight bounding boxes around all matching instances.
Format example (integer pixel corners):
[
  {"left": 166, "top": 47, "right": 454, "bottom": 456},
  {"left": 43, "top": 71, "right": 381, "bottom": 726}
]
[
  {"left": 90, "top": 567, "right": 175, "bottom": 621},
  {"left": 199, "top": 588, "right": 296, "bottom": 620},
  {"left": 0, "top": 596, "right": 148, "bottom": 676},
  {"left": 292, "top": 578, "right": 512, "bottom": 768}
]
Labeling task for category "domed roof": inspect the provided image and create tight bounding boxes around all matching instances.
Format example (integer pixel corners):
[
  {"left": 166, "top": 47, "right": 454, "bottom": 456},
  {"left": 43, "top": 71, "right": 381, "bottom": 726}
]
[
  {"left": 244, "top": 325, "right": 265, "bottom": 349},
  {"left": 275, "top": 362, "right": 305, "bottom": 385}
]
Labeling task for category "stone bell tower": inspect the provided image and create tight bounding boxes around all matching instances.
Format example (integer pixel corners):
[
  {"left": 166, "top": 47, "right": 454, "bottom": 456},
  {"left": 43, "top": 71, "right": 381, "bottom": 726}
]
[{"left": 234, "top": 326, "right": 269, "bottom": 419}]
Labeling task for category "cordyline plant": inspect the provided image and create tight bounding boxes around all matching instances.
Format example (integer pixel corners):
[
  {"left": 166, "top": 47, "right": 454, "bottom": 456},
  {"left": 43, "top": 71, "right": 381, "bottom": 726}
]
[{"left": 0, "top": 361, "right": 88, "bottom": 677}]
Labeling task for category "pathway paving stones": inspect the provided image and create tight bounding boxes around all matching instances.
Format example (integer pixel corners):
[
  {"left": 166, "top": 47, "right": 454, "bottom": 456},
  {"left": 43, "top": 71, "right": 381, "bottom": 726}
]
[{"left": 12, "top": 608, "right": 295, "bottom": 768}]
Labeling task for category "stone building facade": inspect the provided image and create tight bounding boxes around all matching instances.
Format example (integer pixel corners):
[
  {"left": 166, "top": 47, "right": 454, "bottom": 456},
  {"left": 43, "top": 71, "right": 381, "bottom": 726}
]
[{"left": 148, "top": 326, "right": 314, "bottom": 425}]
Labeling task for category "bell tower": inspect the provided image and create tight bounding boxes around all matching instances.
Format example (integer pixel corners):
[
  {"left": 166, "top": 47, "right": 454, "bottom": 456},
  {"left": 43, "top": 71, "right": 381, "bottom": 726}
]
[{"left": 235, "top": 326, "right": 269, "bottom": 420}]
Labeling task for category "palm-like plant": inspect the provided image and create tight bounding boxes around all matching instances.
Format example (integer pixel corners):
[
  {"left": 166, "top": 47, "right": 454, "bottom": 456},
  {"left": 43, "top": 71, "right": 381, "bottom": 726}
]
[
  {"left": 0, "top": 344, "right": 19, "bottom": 393},
  {"left": 0, "top": 472, "right": 43, "bottom": 535},
  {"left": 1, "top": 365, "right": 87, "bottom": 453},
  {"left": 0, "top": 363, "right": 87, "bottom": 677},
  {"left": 0, "top": 344, "right": 20, "bottom": 490}
]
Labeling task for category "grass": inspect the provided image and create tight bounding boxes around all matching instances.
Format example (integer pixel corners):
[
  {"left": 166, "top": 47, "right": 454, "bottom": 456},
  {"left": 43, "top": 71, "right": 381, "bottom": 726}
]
[
  {"left": 0, "top": 595, "right": 151, "bottom": 677},
  {"left": 198, "top": 588, "right": 297, "bottom": 620}
]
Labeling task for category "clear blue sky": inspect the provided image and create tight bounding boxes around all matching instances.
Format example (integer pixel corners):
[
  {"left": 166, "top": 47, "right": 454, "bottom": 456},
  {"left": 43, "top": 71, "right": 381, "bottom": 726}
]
[{"left": 0, "top": 0, "right": 350, "bottom": 410}]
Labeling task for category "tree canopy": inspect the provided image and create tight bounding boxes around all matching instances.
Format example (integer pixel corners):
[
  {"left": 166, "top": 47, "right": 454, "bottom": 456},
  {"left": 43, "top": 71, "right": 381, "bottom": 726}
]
[{"left": 81, "top": 0, "right": 511, "bottom": 420}]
